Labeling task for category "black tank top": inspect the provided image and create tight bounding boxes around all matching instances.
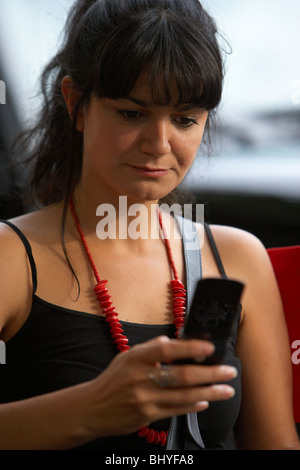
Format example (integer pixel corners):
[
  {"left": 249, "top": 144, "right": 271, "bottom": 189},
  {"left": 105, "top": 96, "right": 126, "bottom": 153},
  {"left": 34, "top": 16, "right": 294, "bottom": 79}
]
[{"left": 0, "top": 219, "right": 241, "bottom": 450}]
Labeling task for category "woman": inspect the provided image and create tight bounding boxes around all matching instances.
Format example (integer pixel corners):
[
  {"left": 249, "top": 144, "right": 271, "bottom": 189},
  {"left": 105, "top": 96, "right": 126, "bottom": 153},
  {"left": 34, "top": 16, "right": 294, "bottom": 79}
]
[{"left": 0, "top": 0, "right": 298, "bottom": 450}]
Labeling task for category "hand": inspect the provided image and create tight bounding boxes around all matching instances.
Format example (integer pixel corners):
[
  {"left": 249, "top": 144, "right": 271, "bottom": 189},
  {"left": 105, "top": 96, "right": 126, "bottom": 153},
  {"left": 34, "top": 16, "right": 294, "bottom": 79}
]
[{"left": 86, "top": 336, "right": 237, "bottom": 439}]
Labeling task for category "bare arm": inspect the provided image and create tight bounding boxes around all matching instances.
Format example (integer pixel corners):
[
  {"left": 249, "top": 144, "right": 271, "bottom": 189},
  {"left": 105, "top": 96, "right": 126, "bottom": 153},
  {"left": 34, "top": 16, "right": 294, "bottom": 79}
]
[
  {"left": 0, "top": 380, "right": 98, "bottom": 449},
  {"left": 210, "top": 226, "right": 300, "bottom": 449}
]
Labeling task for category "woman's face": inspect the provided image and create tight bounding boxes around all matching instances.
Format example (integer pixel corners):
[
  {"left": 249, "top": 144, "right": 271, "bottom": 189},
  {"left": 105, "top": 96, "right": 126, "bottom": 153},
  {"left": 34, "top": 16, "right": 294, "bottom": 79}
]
[{"left": 78, "top": 70, "right": 208, "bottom": 204}]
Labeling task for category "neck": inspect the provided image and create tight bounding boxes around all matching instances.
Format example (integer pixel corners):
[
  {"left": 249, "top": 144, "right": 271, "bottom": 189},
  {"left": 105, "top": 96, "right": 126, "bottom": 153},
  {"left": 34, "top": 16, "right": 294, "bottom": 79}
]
[{"left": 70, "top": 188, "right": 162, "bottom": 249}]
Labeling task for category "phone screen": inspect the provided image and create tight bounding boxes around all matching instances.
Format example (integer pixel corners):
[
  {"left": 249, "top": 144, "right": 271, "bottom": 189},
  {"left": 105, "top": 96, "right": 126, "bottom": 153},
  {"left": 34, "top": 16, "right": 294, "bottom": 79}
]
[{"left": 178, "top": 278, "right": 244, "bottom": 364}]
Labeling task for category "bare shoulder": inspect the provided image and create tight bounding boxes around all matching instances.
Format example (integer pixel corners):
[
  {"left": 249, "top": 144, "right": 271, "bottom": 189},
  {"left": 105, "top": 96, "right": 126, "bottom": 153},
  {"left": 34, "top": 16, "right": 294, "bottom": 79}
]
[
  {"left": 195, "top": 223, "right": 280, "bottom": 323},
  {"left": 7, "top": 203, "right": 63, "bottom": 240},
  {"left": 199, "top": 223, "right": 272, "bottom": 277},
  {"left": 206, "top": 223, "right": 265, "bottom": 248},
  {"left": 0, "top": 205, "right": 57, "bottom": 244},
  {"left": 0, "top": 204, "right": 62, "bottom": 338},
  {"left": 0, "top": 219, "right": 33, "bottom": 336}
]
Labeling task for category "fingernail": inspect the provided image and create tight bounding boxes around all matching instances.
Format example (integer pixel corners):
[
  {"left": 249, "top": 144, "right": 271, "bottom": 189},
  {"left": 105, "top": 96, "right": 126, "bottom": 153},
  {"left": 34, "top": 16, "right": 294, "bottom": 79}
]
[
  {"left": 201, "top": 342, "right": 215, "bottom": 355},
  {"left": 220, "top": 366, "right": 238, "bottom": 379},
  {"left": 194, "top": 356, "right": 206, "bottom": 363},
  {"left": 195, "top": 401, "right": 209, "bottom": 411},
  {"left": 212, "top": 384, "right": 235, "bottom": 398},
  {"left": 194, "top": 343, "right": 215, "bottom": 363}
]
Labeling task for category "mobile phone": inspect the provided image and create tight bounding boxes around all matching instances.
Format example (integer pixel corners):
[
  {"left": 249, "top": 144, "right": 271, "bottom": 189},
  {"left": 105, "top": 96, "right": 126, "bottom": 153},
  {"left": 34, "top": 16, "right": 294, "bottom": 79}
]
[{"left": 177, "top": 278, "right": 244, "bottom": 365}]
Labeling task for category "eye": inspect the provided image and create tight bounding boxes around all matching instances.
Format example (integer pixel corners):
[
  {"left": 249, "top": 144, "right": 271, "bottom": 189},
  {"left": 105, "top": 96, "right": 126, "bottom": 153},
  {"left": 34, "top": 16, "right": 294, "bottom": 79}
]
[
  {"left": 173, "top": 117, "right": 199, "bottom": 129},
  {"left": 118, "top": 110, "right": 142, "bottom": 120}
]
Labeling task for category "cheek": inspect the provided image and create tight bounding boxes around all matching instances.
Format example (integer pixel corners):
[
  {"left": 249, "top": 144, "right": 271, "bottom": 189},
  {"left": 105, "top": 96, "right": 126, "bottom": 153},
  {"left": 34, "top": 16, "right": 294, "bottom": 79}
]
[
  {"left": 84, "top": 119, "right": 138, "bottom": 161},
  {"left": 176, "top": 134, "right": 204, "bottom": 169},
  {"left": 183, "top": 120, "right": 208, "bottom": 163}
]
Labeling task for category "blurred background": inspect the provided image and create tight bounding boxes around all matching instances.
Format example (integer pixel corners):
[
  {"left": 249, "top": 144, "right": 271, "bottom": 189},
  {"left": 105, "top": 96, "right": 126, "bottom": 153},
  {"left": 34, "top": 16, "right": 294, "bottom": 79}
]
[{"left": 0, "top": 0, "right": 299, "bottom": 247}]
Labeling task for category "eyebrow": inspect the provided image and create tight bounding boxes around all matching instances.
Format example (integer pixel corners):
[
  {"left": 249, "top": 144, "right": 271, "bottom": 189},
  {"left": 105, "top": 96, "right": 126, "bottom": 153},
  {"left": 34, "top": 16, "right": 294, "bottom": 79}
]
[
  {"left": 124, "top": 96, "right": 149, "bottom": 107},
  {"left": 123, "top": 95, "right": 202, "bottom": 112}
]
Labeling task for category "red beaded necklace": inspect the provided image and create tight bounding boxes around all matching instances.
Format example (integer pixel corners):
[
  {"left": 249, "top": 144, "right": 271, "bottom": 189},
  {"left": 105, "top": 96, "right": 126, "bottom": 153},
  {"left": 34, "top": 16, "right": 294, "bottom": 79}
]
[{"left": 69, "top": 199, "right": 186, "bottom": 446}]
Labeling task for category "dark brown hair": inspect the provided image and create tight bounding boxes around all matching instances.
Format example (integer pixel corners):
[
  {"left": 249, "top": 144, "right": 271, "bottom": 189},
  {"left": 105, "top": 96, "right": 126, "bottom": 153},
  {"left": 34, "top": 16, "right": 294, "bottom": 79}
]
[{"left": 15, "top": 0, "right": 225, "bottom": 210}]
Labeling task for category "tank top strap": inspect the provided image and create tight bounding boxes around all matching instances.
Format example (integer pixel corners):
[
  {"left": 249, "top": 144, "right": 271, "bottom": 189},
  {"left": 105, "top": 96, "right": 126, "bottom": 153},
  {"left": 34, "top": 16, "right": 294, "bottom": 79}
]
[
  {"left": 204, "top": 223, "right": 227, "bottom": 279},
  {"left": 174, "top": 214, "right": 202, "bottom": 314},
  {"left": 0, "top": 220, "right": 38, "bottom": 293}
]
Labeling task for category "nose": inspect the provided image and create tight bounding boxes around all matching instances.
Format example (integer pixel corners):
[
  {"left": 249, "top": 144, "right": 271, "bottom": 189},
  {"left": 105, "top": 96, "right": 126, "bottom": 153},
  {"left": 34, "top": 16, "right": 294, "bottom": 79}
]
[{"left": 140, "top": 118, "right": 172, "bottom": 157}]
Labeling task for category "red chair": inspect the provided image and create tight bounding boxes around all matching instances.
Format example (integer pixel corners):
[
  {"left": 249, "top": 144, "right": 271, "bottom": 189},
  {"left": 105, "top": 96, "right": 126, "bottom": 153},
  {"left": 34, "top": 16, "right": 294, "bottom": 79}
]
[{"left": 267, "top": 245, "right": 300, "bottom": 423}]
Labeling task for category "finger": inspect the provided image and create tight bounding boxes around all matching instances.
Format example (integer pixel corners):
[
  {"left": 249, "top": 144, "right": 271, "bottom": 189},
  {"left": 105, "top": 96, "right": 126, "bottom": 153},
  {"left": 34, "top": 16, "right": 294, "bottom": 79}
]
[
  {"left": 154, "top": 382, "right": 235, "bottom": 407},
  {"left": 172, "top": 363, "right": 238, "bottom": 387},
  {"left": 160, "top": 400, "right": 210, "bottom": 417},
  {"left": 132, "top": 335, "right": 215, "bottom": 364},
  {"left": 143, "top": 383, "right": 235, "bottom": 423},
  {"left": 147, "top": 363, "right": 238, "bottom": 389}
]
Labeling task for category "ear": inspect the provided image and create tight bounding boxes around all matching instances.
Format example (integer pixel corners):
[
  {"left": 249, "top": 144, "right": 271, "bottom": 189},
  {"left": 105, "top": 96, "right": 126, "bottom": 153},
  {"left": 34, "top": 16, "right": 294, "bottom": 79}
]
[{"left": 61, "top": 76, "right": 84, "bottom": 132}]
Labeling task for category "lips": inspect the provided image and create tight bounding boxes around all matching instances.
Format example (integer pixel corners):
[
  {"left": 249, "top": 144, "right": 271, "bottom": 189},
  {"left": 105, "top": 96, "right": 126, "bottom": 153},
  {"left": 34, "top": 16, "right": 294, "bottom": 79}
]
[
  {"left": 129, "top": 164, "right": 169, "bottom": 177},
  {"left": 131, "top": 165, "right": 168, "bottom": 172}
]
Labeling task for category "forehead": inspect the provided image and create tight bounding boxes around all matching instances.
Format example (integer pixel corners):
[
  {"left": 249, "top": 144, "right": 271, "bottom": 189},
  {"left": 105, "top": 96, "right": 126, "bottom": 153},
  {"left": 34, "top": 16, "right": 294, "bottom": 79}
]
[
  {"left": 129, "top": 69, "right": 152, "bottom": 98},
  {"left": 126, "top": 68, "right": 200, "bottom": 109}
]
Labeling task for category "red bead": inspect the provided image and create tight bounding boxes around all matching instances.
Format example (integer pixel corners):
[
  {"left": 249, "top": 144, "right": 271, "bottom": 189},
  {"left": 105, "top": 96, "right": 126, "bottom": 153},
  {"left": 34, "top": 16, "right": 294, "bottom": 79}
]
[
  {"left": 112, "top": 332, "right": 125, "bottom": 338},
  {"left": 173, "top": 298, "right": 185, "bottom": 305},
  {"left": 102, "top": 306, "right": 116, "bottom": 314},
  {"left": 160, "top": 431, "right": 167, "bottom": 446},
  {"left": 138, "top": 426, "right": 148, "bottom": 437},
  {"left": 101, "top": 300, "right": 113, "bottom": 309},
  {"left": 113, "top": 337, "right": 129, "bottom": 345},
  {"left": 146, "top": 429, "right": 155, "bottom": 443},
  {"left": 173, "top": 303, "right": 185, "bottom": 309},
  {"left": 173, "top": 297, "right": 181, "bottom": 302},
  {"left": 171, "top": 282, "right": 186, "bottom": 294},
  {"left": 173, "top": 292, "right": 186, "bottom": 298},
  {"left": 96, "top": 291, "right": 109, "bottom": 298},
  {"left": 173, "top": 307, "right": 185, "bottom": 314},
  {"left": 96, "top": 292, "right": 109, "bottom": 302},
  {"left": 173, "top": 314, "right": 184, "bottom": 320},
  {"left": 105, "top": 315, "right": 119, "bottom": 324},
  {"left": 95, "top": 286, "right": 107, "bottom": 292},
  {"left": 95, "top": 292, "right": 109, "bottom": 301},
  {"left": 94, "top": 282, "right": 108, "bottom": 293},
  {"left": 110, "top": 325, "right": 124, "bottom": 334},
  {"left": 104, "top": 309, "right": 117, "bottom": 316},
  {"left": 171, "top": 279, "right": 183, "bottom": 286},
  {"left": 153, "top": 430, "right": 160, "bottom": 445},
  {"left": 173, "top": 309, "right": 184, "bottom": 316},
  {"left": 174, "top": 307, "right": 185, "bottom": 313}
]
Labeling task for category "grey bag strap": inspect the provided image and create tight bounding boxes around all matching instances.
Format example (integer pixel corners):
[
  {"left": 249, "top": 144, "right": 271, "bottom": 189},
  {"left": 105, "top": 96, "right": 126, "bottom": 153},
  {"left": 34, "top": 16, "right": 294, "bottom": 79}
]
[
  {"left": 174, "top": 214, "right": 203, "bottom": 312},
  {"left": 166, "top": 215, "right": 205, "bottom": 450}
]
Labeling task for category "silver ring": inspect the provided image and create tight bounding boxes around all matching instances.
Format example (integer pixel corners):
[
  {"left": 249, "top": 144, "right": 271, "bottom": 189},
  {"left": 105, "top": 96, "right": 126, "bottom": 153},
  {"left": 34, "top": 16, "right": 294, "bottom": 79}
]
[{"left": 147, "top": 364, "right": 176, "bottom": 388}]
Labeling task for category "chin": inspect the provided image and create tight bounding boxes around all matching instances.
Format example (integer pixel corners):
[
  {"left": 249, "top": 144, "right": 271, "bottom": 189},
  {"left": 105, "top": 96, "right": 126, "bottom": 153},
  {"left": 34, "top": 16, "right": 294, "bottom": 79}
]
[{"left": 120, "top": 188, "right": 169, "bottom": 205}]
